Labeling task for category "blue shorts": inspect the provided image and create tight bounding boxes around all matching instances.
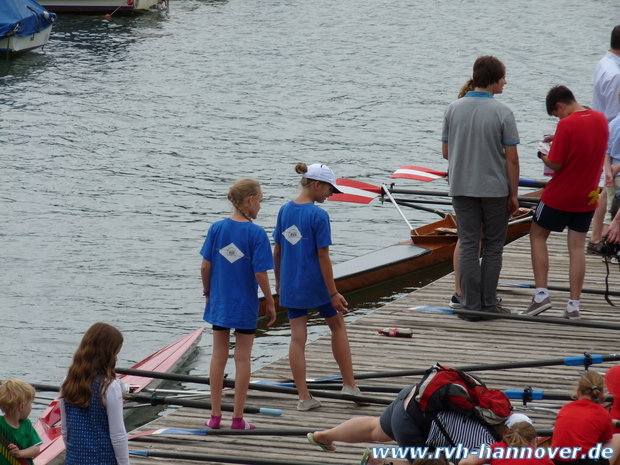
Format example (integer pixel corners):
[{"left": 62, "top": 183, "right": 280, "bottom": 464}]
[
  {"left": 533, "top": 201, "right": 595, "bottom": 233},
  {"left": 287, "top": 302, "right": 338, "bottom": 320}
]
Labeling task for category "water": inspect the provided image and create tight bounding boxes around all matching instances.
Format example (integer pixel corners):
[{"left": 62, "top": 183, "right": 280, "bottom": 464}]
[{"left": 0, "top": 0, "right": 615, "bottom": 418}]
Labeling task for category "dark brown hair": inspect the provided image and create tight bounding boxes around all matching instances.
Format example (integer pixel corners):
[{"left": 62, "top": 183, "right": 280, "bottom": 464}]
[
  {"left": 545, "top": 85, "right": 576, "bottom": 116},
  {"left": 472, "top": 55, "right": 506, "bottom": 89},
  {"left": 61, "top": 322, "right": 123, "bottom": 408}
]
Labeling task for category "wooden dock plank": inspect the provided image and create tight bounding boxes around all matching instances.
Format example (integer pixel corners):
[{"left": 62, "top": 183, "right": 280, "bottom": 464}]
[{"left": 128, "top": 231, "right": 620, "bottom": 464}]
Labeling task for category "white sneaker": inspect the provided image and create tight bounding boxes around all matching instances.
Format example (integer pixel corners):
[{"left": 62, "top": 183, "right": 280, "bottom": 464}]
[
  {"left": 341, "top": 385, "right": 370, "bottom": 406},
  {"left": 297, "top": 397, "right": 321, "bottom": 411}
]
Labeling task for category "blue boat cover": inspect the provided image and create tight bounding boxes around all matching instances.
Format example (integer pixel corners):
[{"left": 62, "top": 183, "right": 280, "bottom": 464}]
[{"left": 0, "top": 0, "right": 56, "bottom": 39}]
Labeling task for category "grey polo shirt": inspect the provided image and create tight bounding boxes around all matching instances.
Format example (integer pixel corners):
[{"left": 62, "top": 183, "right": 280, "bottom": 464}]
[{"left": 442, "top": 91, "right": 519, "bottom": 198}]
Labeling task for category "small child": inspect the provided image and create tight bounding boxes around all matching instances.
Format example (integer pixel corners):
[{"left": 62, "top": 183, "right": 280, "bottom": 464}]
[
  {"left": 60, "top": 322, "right": 129, "bottom": 465},
  {"left": 0, "top": 379, "right": 42, "bottom": 465},
  {"left": 200, "top": 178, "right": 276, "bottom": 430}
]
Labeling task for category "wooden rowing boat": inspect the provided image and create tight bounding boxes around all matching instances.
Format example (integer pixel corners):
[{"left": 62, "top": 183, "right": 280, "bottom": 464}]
[
  {"left": 33, "top": 327, "right": 204, "bottom": 465},
  {"left": 259, "top": 208, "right": 534, "bottom": 315}
]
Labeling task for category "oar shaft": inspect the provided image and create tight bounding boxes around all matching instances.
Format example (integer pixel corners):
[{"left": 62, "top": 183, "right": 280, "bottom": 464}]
[
  {"left": 500, "top": 282, "right": 620, "bottom": 297},
  {"left": 114, "top": 368, "right": 391, "bottom": 405},
  {"left": 130, "top": 450, "right": 337, "bottom": 465},
  {"left": 414, "top": 306, "right": 620, "bottom": 331},
  {"left": 389, "top": 187, "right": 540, "bottom": 204},
  {"left": 127, "top": 393, "right": 281, "bottom": 415},
  {"left": 319, "top": 353, "right": 620, "bottom": 382}
]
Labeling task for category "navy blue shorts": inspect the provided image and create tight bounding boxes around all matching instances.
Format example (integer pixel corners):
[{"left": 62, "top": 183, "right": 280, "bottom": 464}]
[
  {"left": 287, "top": 302, "right": 338, "bottom": 320},
  {"left": 212, "top": 325, "right": 256, "bottom": 335},
  {"left": 533, "top": 201, "right": 595, "bottom": 233}
]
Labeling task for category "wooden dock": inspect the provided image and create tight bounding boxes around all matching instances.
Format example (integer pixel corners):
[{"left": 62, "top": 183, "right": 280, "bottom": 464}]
[{"left": 129, "top": 231, "right": 620, "bottom": 465}]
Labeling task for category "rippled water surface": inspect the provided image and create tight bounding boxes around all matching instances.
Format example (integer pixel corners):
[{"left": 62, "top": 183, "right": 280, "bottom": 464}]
[{"left": 1, "top": 0, "right": 617, "bottom": 415}]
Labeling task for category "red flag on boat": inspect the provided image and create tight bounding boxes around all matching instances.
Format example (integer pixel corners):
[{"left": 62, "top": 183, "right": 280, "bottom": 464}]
[{"left": 391, "top": 166, "right": 447, "bottom": 182}]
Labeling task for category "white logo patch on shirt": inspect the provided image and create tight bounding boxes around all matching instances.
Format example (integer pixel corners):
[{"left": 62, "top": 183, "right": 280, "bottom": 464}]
[
  {"left": 219, "top": 243, "right": 244, "bottom": 263},
  {"left": 282, "top": 225, "right": 302, "bottom": 245}
]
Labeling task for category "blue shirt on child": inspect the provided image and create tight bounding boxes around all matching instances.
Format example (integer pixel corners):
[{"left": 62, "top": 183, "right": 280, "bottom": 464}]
[
  {"left": 273, "top": 201, "right": 332, "bottom": 309},
  {"left": 200, "top": 218, "right": 274, "bottom": 330}
]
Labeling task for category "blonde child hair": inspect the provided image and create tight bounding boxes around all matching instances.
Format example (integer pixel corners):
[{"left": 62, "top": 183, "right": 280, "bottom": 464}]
[
  {"left": 502, "top": 421, "right": 537, "bottom": 448},
  {"left": 577, "top": 370, "right": 605, "bottom": 401},
  {"left": 228, "top": 178, "right": 262, "bottom": 222},
  {"left": 0, "top": 379, "right": 36, "bottom": 415}
]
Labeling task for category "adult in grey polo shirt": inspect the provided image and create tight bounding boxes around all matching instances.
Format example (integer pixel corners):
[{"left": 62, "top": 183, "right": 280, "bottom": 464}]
[{"left": 442, "top": 55, "right": 520, "bottom": 318}]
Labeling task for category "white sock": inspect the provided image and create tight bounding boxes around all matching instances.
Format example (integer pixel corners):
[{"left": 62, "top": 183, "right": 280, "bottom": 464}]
[
  {"left": 567, "top": 300, "right": 580, "bottom": 311},
  {"left": 534, "top": 288, "right": 549, "bottom": 303}
]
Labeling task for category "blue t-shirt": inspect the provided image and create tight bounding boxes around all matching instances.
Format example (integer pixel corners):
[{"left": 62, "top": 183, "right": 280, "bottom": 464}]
[
  {"left": 200, "top": 218, "right": 274, "bottom": 330},
  {"left": 273, "top": 201, "right": 332, "bottom": 309}
]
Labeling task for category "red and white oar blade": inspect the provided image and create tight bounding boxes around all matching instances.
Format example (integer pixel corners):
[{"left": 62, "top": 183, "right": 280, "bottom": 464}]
[
  {"left": 330, "top": 178, "right": 382, "bottom": 204},
  {"left": 391, "top": 165, "right": 447, "bottom": 182}
]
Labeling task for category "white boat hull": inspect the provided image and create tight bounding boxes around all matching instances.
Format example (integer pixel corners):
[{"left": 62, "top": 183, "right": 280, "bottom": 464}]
[
  {"left": 38, "top": 0, "right": 161, "bottom": 12},
  {"left": 0, "top": 24, "right": 53, "bottom": 53}
]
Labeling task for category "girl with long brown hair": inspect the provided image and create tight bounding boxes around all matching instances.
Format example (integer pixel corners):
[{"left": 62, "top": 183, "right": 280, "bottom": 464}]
[{"left": 60, "top": 322, "right": 128, "bottom": 465}]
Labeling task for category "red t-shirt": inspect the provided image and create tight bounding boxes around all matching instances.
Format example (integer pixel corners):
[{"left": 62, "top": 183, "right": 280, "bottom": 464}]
[
  {"left": 487, "top": 441, "right": 554, "bottom": 465},
  {"left": 541, "top": 109, "right": 608, "bottom": 212},
  {"left": 552, "top": 399, "right": 614, "bottom": 461},
  {"left": 610, "top": 401, "right": 620, "bottom": 434}
]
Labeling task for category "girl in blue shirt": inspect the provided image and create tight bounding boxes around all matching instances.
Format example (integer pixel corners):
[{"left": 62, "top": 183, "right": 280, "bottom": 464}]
[
  {"left": 200, "top": 178, "right": 276, "bottom": 430},
  {"left": 273, "top": 163, "right": 364, "bottom": 411}
]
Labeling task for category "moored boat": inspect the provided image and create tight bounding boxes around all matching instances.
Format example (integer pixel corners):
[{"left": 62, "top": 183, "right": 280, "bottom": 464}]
[
  {"left": 33, "top": 327, "right": 204, "bottom": 465},
  {"left": 38, "top": 0, "right": 163, "bottom": 13},
  {"left": 0, "top": 0, "right": 56, "bottom": 54}
]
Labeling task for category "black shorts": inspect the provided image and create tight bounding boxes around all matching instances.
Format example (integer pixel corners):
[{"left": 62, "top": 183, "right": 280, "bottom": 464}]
[
  {"left": 533, "top": 201, "right": 595, "bottom": 233},
  {"left": 212, "top": 325, "right": 256, "bottom": 335}
]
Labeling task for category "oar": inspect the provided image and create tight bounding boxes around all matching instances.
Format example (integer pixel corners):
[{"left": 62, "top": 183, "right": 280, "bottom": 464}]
[
  {"left": 26, "top": 383, "right": 281, "bottom": 416},
  {"left": 114, "top": 368, "right": 391, "bottom": 405},
  {"left": 499, "top": 282, "right": 620, "bottom": 298},
  {"left": 130, "top": 450, "right": 339, "bottom": 465},
  {"left": 297, "top": 353, "right": 620, "bottom": 383},
  {"left": 130, "top": 427, "right": 316, "bottom": 439},
  {"left": 128, "top": 393, "right": 282, "bottom": 415},
  {"left": 392, "top": 199, "right": 447, "bottom": 218},
  {"left": 410, "top": 305, "right": 620, "bottom": 331},
  {"left": 504, "top": 389, "right": 574, "bottom": 402},
  {"left": 390, "top": 187, "right": 540, "bottom": 205},
  {"left": 391, "top": 165, "right": 548, "bottom": 188},
  {"left": 254, "top": 380, "right": 402, "bottom": 393}
]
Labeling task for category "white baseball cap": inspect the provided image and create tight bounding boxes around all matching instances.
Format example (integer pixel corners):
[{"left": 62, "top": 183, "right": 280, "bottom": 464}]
[
  {"left": 505, "top": 413, "right": 533, "bottom": 428},
  {"left": 303, "top": 164, "right": 342, "bottom": 194}
]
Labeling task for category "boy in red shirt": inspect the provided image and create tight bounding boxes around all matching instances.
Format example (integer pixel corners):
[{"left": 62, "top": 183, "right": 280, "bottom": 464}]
[{"left": 523, "top": 86, "right": 608, "bottom": 319}]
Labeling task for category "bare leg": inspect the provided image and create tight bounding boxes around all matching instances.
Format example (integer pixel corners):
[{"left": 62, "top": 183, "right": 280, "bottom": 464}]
[
  {"left": 530, "top": 223, "right": 552, "bottom": 289},
  {"left": 453, "top": 240, "right": 461, "bottom": 296},
  {"left": 567, "top": 229, "right": 588, "bottom": 301},
  {"left": 210, "top": 329, "right": 231, "bottom": 417},
  {"left": 232, "top": 332, "right": 255, "bottom": 418},
  {"left": 324, "top": 312, "right": 357, "bottom": 388},
  {"left": 604, "top": 433, "right": 620, "bottom": 465},
  {"left": 591, "top": 189, "right": 607, "bottom": 244},
  {"left": 313, "top": 416, "right": 392, "bottom": 445},
  {"left": 289, "top": 315, "right": 311, "bottom": 401}
]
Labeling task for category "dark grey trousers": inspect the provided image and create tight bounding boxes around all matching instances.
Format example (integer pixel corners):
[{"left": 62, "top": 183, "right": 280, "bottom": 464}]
[{"left": 452, "top": 196, "right": 509, "bottom": 312}]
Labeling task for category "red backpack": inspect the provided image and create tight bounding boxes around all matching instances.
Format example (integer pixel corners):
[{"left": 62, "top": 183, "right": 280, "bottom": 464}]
[{"left": 413, "top": 363, "right": 512, "bottom": 440}]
